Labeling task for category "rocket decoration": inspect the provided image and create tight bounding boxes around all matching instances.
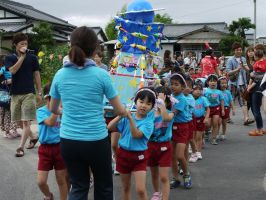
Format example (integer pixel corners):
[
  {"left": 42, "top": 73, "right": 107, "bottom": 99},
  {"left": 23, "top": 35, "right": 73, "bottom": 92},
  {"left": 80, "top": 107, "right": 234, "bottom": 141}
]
[{"left": 111, "top": 0, "right": 165, "bottom": 89}]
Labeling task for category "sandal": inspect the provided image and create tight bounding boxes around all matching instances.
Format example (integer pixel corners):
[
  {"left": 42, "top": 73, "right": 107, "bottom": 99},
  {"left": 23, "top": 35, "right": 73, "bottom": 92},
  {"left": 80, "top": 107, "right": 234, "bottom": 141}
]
[
  {"left": 15, "top": 147, "right": 24, "bottom": 157},
  {"left": 244, "top": 119, "right": 255, "bottom": 126},
  {"left": 248, "top": 130, "right": 263, "bottom": 136},
  {"left": 26, "top": 138, "right": 39, "bottom": 149}
]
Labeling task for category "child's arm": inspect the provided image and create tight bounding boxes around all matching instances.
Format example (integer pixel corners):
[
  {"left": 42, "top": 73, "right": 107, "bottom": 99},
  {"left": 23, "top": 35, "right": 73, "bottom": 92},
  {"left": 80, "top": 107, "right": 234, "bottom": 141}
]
[
  {"left": 220, "top": 99, "right": 225, "bottom": 116},
  {"left": 230, "top": 101, "right": 235, "bottom": 115},
  {"left": 157, "top": 101, "right": 174, "bottom": 122},
  {"left": 43, "top": 114, "right": 58, "bottom": 127},
  {"left": 127, "top": 111, "right": 143, "bottom": 139},
  {"left": 107, "top": 116, "right": 122, "bottom": 132},
  {"left": 204, "top": 107, "right": 210, "bottom": 124}
]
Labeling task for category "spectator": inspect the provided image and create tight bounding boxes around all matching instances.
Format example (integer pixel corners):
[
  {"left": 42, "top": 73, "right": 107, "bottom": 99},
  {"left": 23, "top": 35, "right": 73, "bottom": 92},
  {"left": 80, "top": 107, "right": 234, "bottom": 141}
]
[
  {"left": 4, "top": 32, "right": 41, "bottom": 157},
  {"left": 94, "top": 50, "right": 108, "bottom": 71},
  {"left": 226, "top": 42, "right": 253, "bottom": 126},
  {"left": 49, "top": 26, "right": 127, "bottom": 200},
  {"left": 184, "top": 51, "right": 197, "bottom": 69},
  {"left": 200, "top": 48, "right": 220, "bottom": 78}
]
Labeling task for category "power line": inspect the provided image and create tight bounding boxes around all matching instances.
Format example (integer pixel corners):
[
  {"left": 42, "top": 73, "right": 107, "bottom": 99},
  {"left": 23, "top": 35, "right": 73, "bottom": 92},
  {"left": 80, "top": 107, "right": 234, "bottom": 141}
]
[{"left": 175, "top": 0, "right": 250, "bottom": 19}]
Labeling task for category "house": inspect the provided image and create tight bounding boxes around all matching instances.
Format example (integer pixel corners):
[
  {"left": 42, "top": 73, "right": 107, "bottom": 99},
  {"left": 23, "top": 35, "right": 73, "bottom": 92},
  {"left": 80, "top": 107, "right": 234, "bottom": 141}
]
[
  {"left": 161, "top": 22, "right": 229, "bottom": 59},
  {"left": 105, "top": 22, "right": 229, "bottom": 60},
  {"left": 0, "top": 0, "right": 108, "bottom": 53}
]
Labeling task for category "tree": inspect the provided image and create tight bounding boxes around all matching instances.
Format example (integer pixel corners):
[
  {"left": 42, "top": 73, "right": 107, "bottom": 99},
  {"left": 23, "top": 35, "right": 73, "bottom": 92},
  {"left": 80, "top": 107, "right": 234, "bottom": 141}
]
[
  {"left": 228, "top": 17, "right": 255, "bottom": 39},
  {"left": 218, "top": 34, "right": 248, "bottom": 56},
  {"left": 28, "top": 22, "right": 55, "bottom": 52},
  {"left": 153, "top": 13, "right": 173, "bottom": 24}
]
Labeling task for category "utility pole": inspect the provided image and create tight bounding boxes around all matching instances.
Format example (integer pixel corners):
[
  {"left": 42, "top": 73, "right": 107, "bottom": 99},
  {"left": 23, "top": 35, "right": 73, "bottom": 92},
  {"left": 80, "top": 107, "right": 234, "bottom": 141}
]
[{"left": 254, "top": 0, "right": 257, "bottom": 46}]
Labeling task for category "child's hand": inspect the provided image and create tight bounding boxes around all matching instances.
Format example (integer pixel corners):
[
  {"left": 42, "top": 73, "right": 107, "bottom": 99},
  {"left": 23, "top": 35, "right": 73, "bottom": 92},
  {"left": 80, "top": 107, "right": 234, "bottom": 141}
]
[
  {"left": 203, "top": 117, "right": 208, "bottom": 125},
  {"left": 158, "top": 93, "right": 166, "bottom": 101}
]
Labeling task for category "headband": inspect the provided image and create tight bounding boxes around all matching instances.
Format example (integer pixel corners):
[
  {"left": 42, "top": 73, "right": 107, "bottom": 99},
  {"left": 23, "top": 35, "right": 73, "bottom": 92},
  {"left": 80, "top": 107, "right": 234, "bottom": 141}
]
[
  {"left": 170, "top": 73, "right": 187, "bottom": 88},
  {"left": 136, "top": 88, "right": 156, "bottom": 99},
  {"left": 218, "top": 76, "right": 227, "bottom": 81}
]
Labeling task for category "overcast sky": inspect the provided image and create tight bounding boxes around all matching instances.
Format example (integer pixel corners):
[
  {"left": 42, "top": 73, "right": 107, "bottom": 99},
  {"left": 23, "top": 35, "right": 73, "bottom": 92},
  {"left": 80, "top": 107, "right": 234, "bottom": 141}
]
[{"left": 15, "top": 0, "right": 266, "bottom": 37}]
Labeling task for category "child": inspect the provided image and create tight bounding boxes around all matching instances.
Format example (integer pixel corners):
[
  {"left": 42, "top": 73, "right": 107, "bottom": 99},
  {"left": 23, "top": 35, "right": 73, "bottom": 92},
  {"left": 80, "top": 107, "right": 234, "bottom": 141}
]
[
  {"left": 192, "top": 83, "right": 210, "bottom": 159},
  {"left": 107, "top": 88, "right": 156, "bottom": 200},
  {"left": 182, "top": 76, "right": 197, "bottom": 163},
  {"left": 148, "top": 86, "right": 174, "bottom": 200},
  {"left": 204, "top": 74, "right": 225, "bottom": 145},
  {"left": 94, "top": 50, "right": 108, "bottom": 71},
  {"left": 169, "top": 73, "right": 192, "bottom": 189},
  {"left": 218, "top": 77, "right": 235, "bottom": 140},
  {"left": 0, "top": 55, "right": 19, "bottom": 138},
  {"left": 36, "top": 83, "right": 68, "bottom": 200}
]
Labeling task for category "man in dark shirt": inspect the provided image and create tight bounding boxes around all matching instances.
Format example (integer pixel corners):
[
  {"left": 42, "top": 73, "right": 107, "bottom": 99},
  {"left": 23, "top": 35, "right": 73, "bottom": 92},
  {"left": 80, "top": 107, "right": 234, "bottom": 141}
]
[{"left": 5, "top": 33, "right": 42, "bottom": 157}]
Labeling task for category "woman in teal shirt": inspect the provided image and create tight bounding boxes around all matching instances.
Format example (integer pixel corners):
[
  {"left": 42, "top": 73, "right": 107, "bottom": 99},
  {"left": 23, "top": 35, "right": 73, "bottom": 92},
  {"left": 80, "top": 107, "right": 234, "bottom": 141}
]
[{"left": 50, "top": 26, "right": 127, "bottom": 200}]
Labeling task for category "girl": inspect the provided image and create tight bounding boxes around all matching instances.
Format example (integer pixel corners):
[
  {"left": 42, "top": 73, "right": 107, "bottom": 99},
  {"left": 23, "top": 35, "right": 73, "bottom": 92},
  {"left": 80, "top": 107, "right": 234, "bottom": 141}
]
[
  {"left": 148, "top": 86, "right": 174, "bottom": 200},
  {"left": 192, "top": 83, "right": 210, "bottom": 160},
  {"left": 169, "top": 73, "right": 192, "bottom": 189},
  {"left": 108, "top": 88, "right": 156, "bottom": 200},
  {"left": 217, "top": 77, "right": 235, "bottom": 140},
  {"left": 204, "top": 74, "right": 225, "bottom": 145},
  {"left": 37, "top": 83, "right": 68, "bottom": 200},
  {"left": 94, "top": 50, "right": 108, "bottom": 71},
  {"left": 0, "top": 55, "right": 19, "bottom": 139}
]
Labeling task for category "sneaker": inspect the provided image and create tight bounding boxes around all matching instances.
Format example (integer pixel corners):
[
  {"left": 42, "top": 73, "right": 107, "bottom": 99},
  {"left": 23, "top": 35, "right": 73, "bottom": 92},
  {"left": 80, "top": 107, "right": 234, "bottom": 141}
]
[
  {"left": 9, "top": 130, "right": 20, "bottom": 138},
  {"left": 196, "top": 152, "right": 202, "bottom": 160},
  {"left": 170, "top": 178, "right": 181, "bottom": 189},
  {"left": 188, "top": 145, "right": 192, "bottom": 154},
  {"left": 210, "top": 139, "right": 218, "bottom": 145},
  {"left": 189, "top": 153, "right": 198, "bottom": 163},
  {"left": 44, "top": 193, "right": 54, "bottom": 200},
  {"left": 183, "top": 174, "right": 192, "bottom": 189},
  {"left": 150, "top": 192, "right": 162, "bottom": 200},
  {"left": 4, "top": 132, "right": 15, "bottom": 139},
  {"left": 178, "top": 168, "right": 184, "bottom": 175},
  {"left": 220, "top": 135, "right": 226, "bottom": 141},
  {"left": 216, "top": 134, "right": 222, "bottom": 141}
]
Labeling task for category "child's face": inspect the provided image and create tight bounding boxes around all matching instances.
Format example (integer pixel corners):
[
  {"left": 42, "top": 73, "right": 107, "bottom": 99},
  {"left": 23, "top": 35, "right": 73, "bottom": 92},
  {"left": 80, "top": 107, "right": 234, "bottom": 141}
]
[
  {"left": 192, "top": 88, "right": 202, "bottom": 97},
  {"left": 247, "top": 50, "right": 254, "bottom": 58},
  {"left": 94, "top": 54, "right": 102, "bottom": 63},
  {"left": 208, "top": 79, "right": 217, "bottom": 89},
  {"left": 170, "top": 79, "right": 184, "bottom": 95},
  {"left": 220, "top": 79, "right": 228, "bottom": 90},
  {"left": 184, "top": 82, "right": 192, "bottom": 95},
  {"left": 136, "top": 97, "right": 153, "bottom": 116}
]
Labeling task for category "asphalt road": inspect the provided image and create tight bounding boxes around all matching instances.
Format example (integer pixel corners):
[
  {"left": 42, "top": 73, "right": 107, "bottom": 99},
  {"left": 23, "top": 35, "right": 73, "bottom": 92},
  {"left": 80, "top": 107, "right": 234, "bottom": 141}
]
[{"left": 0, "top": 107, "right": 266, "bottom": 200}]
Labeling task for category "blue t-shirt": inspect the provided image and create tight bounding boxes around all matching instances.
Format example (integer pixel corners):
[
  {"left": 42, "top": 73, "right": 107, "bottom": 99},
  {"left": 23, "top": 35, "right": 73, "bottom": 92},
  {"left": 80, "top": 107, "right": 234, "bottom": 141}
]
[
  {"left": 204, "top": 88, "right": 224, "bottom": 107},
  {"left": 221, "top": 90, "right": 233, "bottom": 107},
  {"left": 193, "top": 96, "right": 210, "bottom": 118},
  {"left": 150, "top": 110, "right": 173, "bottom": 142},
  {"left": 185, "top": 94, "right": 195, "bottom": 121},
  {"left": 50, "top": 60, "right": 118, "bottom": 141},
  {"left": 0, "top": 66, "right": 12, "bottom": 80},
  {"left": 117, "top": 113, "right": 154, "bottom": 151},
  {"left": 37, "top": 106, "right": 61, "bottom": 144},
  {"left": 172, "top": 93, "right": 190, "bottom": 123}
]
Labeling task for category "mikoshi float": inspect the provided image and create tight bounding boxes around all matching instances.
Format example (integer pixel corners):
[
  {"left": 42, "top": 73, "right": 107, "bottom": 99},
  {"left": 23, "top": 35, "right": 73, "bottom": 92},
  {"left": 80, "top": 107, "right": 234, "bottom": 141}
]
[{"left": 106, "top": 0, "right": 165, "bottom": 110}]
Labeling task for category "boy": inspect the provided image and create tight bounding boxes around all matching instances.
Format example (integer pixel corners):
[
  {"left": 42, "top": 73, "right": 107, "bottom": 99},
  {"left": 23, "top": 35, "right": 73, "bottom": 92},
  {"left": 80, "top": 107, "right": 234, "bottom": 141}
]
[{"left": 36, "top": 83, "right": 68, "bottom": 200}]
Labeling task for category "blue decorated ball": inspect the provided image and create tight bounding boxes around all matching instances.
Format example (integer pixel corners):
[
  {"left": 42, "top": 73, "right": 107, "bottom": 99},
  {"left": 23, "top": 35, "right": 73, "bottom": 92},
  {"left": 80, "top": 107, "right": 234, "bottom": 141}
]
[{"left": 126, "top": 0, "right": 155, "bottom": 23}]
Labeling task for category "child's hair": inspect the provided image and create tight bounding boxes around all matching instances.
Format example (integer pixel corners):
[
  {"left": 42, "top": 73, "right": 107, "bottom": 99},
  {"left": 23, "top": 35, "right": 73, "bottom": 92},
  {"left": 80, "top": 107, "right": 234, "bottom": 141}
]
[
  {"left": 95, "top": 50, "right": 104, "bottom": 58},
  {"left": 193, "top": 83, "right": 203, "bottom": 91},
  {"left": 69, "top": 26, "right": 99, "bottom": 66},
  {"left": 206, "top": 74, "right": 218, "bottom": 83},
  {"left": 170, "top": 73, "right": 187, "bottom": 87},
  {"left": 254, "top": 44, "right": 266, "bottom": 55},
  {"left": 254, "top": 48, "right": 264, "bottom": 60},
  {"left": 194, "top": 78, "right": 204, "bottom": 89},
  {"left": 155, "top": 86, "right": 172, "bottom": 110},
  {"left": 43, "top": 83, "right": 51, "bottom": 99},
  {"left": 12, "top": 32, "right": 28, "bottom": 45},
  {"left": 217, "top": 76, "right": 228, "bottom": 90},
  {"left": 134, "top": 87, "right": 156, "bottom": 108},
  {"left": 184, "top": 75, "right": 193, "bottom": 89}
]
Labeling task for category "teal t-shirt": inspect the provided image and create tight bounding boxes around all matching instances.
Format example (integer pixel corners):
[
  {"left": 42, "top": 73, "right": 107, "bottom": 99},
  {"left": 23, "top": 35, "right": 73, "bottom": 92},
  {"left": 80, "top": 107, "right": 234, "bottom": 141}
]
[{"left": 50, "top": 60, "right": 118, "bottom": 141}]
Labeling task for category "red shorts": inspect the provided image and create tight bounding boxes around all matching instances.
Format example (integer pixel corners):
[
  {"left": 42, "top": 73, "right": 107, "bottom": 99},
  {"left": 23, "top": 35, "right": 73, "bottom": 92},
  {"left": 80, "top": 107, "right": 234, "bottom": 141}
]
[
  {"left": 38, "top": 143, "right": 65, "bottom": 171},
  {"left": 209, "top": 106, "right": 221, "bottom": 117},
  {"left": 147, "top": 141, "right": 172, "bottom": 167},
  {"left": 172, "top": 122, "right": 190, "bottom": 144},
  {"left": 221, "top": 107, "right": 230, "bottom": 119},
  {"left": 105, "top": 117, "right": 115, "bottom": 125},
  {"left": 116, "top": 147, "right": 148, "bottom": 174},
  {"left": 193, "top": 116, "right": 206, "bottom": 132},
  {"left": 188, "top": 120, "right": 194, "bottom": 140}
]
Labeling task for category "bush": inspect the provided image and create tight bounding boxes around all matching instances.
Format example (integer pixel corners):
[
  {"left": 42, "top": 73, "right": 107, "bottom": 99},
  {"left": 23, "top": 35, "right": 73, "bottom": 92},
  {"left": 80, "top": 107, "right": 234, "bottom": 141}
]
[{"left": 39, "top": 44, "right": 69, "bottom": 85}]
